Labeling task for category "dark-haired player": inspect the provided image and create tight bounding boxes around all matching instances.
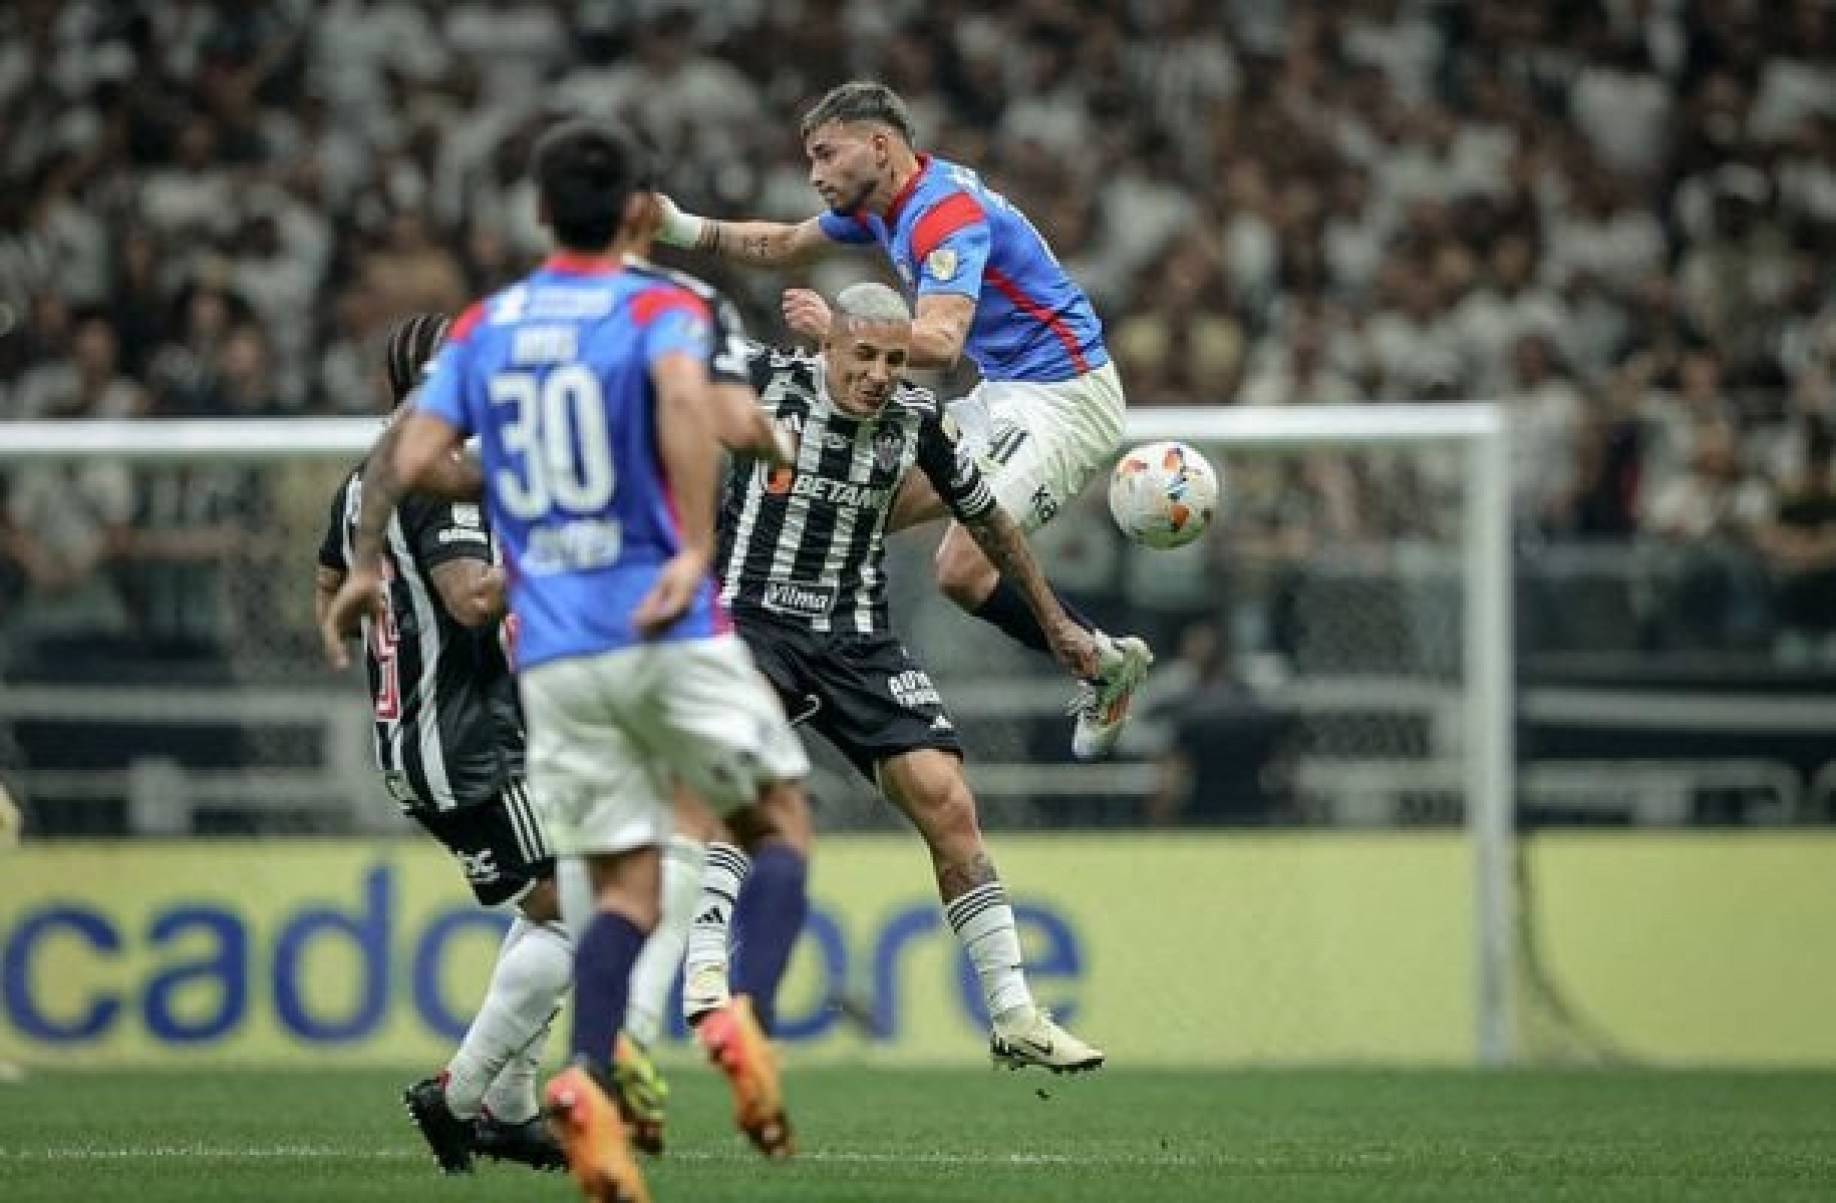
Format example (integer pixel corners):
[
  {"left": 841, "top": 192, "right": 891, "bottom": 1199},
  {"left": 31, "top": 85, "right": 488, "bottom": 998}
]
[
  {"left": 658, "top": 80, "right": 1152, "bottom": 762},
  {"left": 321, "top": 120, "right": 811, "bottom": 1202},
  {"left": 315, "top": 312, "right": 566, "bottom": 1176}
]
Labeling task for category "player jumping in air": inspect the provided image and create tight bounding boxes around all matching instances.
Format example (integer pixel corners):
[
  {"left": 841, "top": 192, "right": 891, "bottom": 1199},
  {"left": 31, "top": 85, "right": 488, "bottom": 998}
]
[
  {"left": 656, "top": 80, "right": 1153, "bottom": 761},
  {"left": 680, "top": 282, "right": 1107, "bottom": 1073},
  {"left": 322, "top": 121, "right": 811, "bottom": 1203}
]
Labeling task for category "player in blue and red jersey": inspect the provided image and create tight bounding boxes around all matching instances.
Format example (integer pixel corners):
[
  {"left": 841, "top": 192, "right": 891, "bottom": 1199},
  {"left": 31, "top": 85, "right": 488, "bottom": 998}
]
[
  {"left": 657, "top": 80, "right": 1153, "bottom": 762},
  {"left": 320, "top": 120, "right": 809, "bottom": 1200}
]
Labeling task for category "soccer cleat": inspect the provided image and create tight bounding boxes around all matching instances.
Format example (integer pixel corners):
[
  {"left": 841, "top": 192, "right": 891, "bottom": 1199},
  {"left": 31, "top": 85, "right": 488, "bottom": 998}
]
[
  {"left": 403, "top": 1074, "right": 476, "bottom": 1174},
  {"left": 990, "top": 1008, "right": 1106, "bottom": 1074},
  {"left": 611, "top": 1032, "right": 668, "bottom": 1155},
  {"left": 543, "top": 1064, "right": 650, "bottom": 1203},
  {"left": 682, "top": 961, "right": 731, "bottom": 1026},
  {"left": 473, "top": 1108, "right": 566, "bottom": 1171},
  {"left": 1069, "top": 633, "right": 1154, "bottom": 761},
  {"left": 695, "top": 995, "right": 793, "bottom": 1159}
]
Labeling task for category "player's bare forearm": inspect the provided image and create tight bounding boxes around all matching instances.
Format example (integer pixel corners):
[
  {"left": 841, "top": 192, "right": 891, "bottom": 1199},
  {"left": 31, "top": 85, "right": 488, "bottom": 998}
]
[
  {"left": 709, "top": 382, "right": 792, "bottom": 466},
  {"left": 964, "top": 506, "right": 1065, "bottom": 628},
  {"left": 963, "top": 505, "right": 1097, "bottom": 676},
  {"left": 652, "top": 356, "right": 720, "bottom": 557},
  {"left": 353, "top": 429, "right": 406, "bottom": 567},
  {"left": 430, "top": 559, "right": 506, "bottom": 628},
  {"left": 312, "top": 566, "right": 344, "bottom": 628},
  {"left": 908, "top": 294, "right": 975, "bottom": 370},
  {"left": 699, "top": 218, "right": 824, "bottom": 268},
  {"left": 418, "top": 447, "right": 483, "bottom": 500}
]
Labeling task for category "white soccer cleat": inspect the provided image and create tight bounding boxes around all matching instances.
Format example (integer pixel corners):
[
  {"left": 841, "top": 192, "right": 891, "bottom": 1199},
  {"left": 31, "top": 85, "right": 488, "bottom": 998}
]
[
  {"left": 1069, "top": 633, "right": 1154, "bottom": 761},
  {"left": 682, "top": 963, "right": 731, "bottom": 1027},
  {"left": 989, "top": 1008, "right": 1106, "bottom": 1074}
]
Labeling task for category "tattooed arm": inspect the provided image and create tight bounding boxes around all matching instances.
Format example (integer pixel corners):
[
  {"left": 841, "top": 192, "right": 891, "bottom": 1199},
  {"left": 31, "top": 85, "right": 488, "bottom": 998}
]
[
  {"left": 655, "top": 196, "right": 835, "bottom": 269},
  {"left": 960, "top": 503, "right": 1096, "bottom": 678}
]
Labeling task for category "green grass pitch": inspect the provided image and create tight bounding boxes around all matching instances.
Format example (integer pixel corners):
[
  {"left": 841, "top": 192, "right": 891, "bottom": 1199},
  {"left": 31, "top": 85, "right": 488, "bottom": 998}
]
[{"left": 2, "top": 1067, "right": 1834, "bottom": 1201}]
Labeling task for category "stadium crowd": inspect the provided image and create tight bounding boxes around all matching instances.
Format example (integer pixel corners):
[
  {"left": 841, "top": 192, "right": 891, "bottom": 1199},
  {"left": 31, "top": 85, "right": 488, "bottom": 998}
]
[{"left": 1, "top": 0, "right": 1833, "bottom": 669}]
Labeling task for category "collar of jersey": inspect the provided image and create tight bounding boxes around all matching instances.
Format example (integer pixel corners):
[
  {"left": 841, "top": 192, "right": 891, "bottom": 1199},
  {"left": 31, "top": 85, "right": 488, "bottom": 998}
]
[
  {"left": 542, "top": 252, "right": 623, "bottom": 276},
  {"left": 883, "top": 153, "right": 932, "bottom": 227}
]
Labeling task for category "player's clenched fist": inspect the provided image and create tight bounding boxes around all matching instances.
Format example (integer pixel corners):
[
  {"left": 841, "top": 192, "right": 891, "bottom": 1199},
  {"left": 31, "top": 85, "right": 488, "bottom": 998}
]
[{"left": 781, "top": 288, "right": 831, "bottom": 343}]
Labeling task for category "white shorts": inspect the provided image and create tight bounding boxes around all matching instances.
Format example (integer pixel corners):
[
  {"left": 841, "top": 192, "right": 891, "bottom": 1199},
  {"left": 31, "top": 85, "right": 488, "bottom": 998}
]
[
  {"left": 948, "top": 361, "right": 1126, "bottom": 532},
  {"left": 518, "top": 634, "right": 809, "bottom": 857}
]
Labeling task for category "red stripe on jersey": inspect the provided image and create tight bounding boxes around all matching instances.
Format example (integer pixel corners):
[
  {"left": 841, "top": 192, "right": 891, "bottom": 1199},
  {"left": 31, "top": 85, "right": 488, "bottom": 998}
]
[
  {"left": 885, "top": 153, "right": 932, "bottom": 226},
  {"left": 985, "top": 267, "right": 1089, "bottom": 374},
  {"left": 448, "top": 300, "right": 487, "bottom": 342},
  {"left": 543, "top": 252, "right": 622, "bottom": 275},
  {"left": 631, "top": 286, "right": 712, "bottom": 327},
  {"left": 910, "top": 192, "right": 986, "bottom": 264}
]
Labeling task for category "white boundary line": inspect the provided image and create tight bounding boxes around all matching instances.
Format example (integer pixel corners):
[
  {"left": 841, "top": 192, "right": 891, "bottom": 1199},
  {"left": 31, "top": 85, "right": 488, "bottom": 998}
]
[{"left": 0, "top": 1145, "right": 1225, "bottom": 1167}]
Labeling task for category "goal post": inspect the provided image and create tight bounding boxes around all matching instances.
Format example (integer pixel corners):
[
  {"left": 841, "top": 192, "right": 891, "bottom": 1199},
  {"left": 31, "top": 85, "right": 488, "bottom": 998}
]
[
  {"left": 2, "top": 403, "right": 1517, "bottom": 1065},
  {"left": 1130, "top": 404, "right": 1515, "bottom": 1065}
]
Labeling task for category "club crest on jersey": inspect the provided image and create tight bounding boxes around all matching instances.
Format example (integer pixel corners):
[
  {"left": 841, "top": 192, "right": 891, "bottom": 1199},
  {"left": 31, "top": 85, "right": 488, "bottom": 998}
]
[
  {"left": 924, "top": 248, "right": 959, "bottom": 282},
  {"left": 451, "top": 503, "right": 482, "bottom": 528},
  {"left": 873, "top": 424, "right": 904, "bottom": 470}
]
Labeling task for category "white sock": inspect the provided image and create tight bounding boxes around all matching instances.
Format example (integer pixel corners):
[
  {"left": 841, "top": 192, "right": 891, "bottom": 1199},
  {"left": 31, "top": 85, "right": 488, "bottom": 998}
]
[
  {"left": 682, "top": 842, "right": 751, "bottom": 1013},
  {"left": 481, "top": 1023, "right": 551, "bottom": 1124},
  {"left": 625, "top": 834, "right": 707, "bottom": 1048},
  {"left": 944, "top": 882, "right": 1035, "bottom": 1023},
  {"left": 444, "top": 918, "right": 572, "bottom": 1119}
]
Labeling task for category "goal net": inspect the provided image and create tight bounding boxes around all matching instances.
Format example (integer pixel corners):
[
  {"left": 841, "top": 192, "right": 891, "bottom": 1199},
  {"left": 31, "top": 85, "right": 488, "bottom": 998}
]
[{"left": 0, "top": 406, "right": 1515, "bottom": 1066}]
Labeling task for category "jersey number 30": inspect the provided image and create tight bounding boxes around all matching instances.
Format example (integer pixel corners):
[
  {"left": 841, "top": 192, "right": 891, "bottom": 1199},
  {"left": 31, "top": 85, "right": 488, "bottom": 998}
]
[{"left": 489, "top": 366, "right": 617, "bottom": 519}]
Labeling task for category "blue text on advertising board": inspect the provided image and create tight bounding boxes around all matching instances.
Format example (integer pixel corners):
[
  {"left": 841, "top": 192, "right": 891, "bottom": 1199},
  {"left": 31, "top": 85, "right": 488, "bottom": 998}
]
[{"left": 3, "top": 864, "right": 1083, "bottom": 1046}]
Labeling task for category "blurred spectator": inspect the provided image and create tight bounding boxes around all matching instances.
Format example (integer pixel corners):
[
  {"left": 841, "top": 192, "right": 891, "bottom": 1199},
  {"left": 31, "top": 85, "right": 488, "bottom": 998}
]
[
  {"left": 1755, "top": 420, "right": 1836, "bottom": 662},
  {"left": 12, "top": 313, "right": 145, "bottom": 421},
  {"left": 1638, "top": 419, "right": 1774, "bottom": 649},
  {"left": 1238, "top": 308, "right": 1358, "bottom": 407},
  {"left": 147, "top": 284, "right": 243, "bottom": 414},
  {"left": 1505, "top": 333, "right": 1586, "bottom": 534},
  {"left": 1140, "top": 620, "right": 1296, "bottom": 827},
  {"left": 1110, "top": 241, "right": 1244, "bottom": 405},
  {"left": 0, "top": 0, "right": 1826, "bottom": 677}
]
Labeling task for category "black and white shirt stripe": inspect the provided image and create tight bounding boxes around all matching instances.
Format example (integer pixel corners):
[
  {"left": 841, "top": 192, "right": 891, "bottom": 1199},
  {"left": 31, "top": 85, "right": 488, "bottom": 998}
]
[
  {"left": 319, "top": 470, "right": 523, "bottom": 811},
  {"left": 716, "top": 346, "right": 996, "bottom": 636}
]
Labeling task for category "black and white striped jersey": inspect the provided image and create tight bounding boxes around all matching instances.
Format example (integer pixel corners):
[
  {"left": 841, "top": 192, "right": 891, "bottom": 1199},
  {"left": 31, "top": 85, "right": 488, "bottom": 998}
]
[
  {"left": 715, "top": 345, "right": 997, "bottom": 635},
  {"left": 318, "top": 470, "right": 523, "bottom": 810}
]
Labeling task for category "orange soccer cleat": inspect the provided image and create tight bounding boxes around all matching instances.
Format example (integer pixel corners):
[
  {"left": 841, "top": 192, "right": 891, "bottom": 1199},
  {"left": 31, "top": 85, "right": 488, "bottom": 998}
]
[{"left": 542, "top": 1064, "right": 650, "bottom": 1203}]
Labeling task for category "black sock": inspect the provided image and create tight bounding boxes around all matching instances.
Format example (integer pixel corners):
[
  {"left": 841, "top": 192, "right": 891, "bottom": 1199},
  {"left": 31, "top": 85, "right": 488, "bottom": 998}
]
[{"left": 969, "top": 578, "right": 1095, "bottom": 655}]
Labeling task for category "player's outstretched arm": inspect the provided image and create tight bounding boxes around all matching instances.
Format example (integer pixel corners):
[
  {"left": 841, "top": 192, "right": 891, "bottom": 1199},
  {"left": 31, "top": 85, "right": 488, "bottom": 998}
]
[
  {"left": 960, "top": 504, "right": 1097, "bottom": 679},
  {"left": 656, "top": 196, "right": 833, "bottom": 269}
]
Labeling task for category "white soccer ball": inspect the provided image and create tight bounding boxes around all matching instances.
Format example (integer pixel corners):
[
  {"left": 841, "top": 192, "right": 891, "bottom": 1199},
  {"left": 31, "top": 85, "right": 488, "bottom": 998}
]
[{"left": 1107, "top": 441, "right": 1220, "bottom": 550}]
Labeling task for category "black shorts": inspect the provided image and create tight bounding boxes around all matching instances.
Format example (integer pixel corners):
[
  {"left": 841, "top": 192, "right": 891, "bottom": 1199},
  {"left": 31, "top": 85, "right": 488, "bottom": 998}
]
[
  {"left": 736, "top": 612, "right": 962, "bottom": 779},
  {"left": 388, "top": 773, "right": 555, "bottom": 907}
]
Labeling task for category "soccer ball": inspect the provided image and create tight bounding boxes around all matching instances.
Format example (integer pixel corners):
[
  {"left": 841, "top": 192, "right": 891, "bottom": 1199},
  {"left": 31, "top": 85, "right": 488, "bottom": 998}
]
[{"left": 1107, "top": 441, "right": 1220, "bottom": 550}]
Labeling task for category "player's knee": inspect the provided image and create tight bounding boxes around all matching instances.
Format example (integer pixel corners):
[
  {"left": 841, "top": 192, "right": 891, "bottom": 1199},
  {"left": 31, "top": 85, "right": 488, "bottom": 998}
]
[
  {"left": 912, "top": 777, "right": 982, "bottom": 852},
  {"left": 731, "top": 779, "right": 812, "bottom": 855},
  {"left": 517, "top": 878, "right": 562, "bottom": 924}
]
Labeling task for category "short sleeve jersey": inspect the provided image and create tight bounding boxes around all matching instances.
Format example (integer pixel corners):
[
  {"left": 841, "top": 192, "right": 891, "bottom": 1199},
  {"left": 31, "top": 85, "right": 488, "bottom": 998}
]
[
  {"left": 413, "top": 254, "right": 726, "bottom": 670},
  {"left": 817, "top": 154, "right": 1109, "bottom": 384}
]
